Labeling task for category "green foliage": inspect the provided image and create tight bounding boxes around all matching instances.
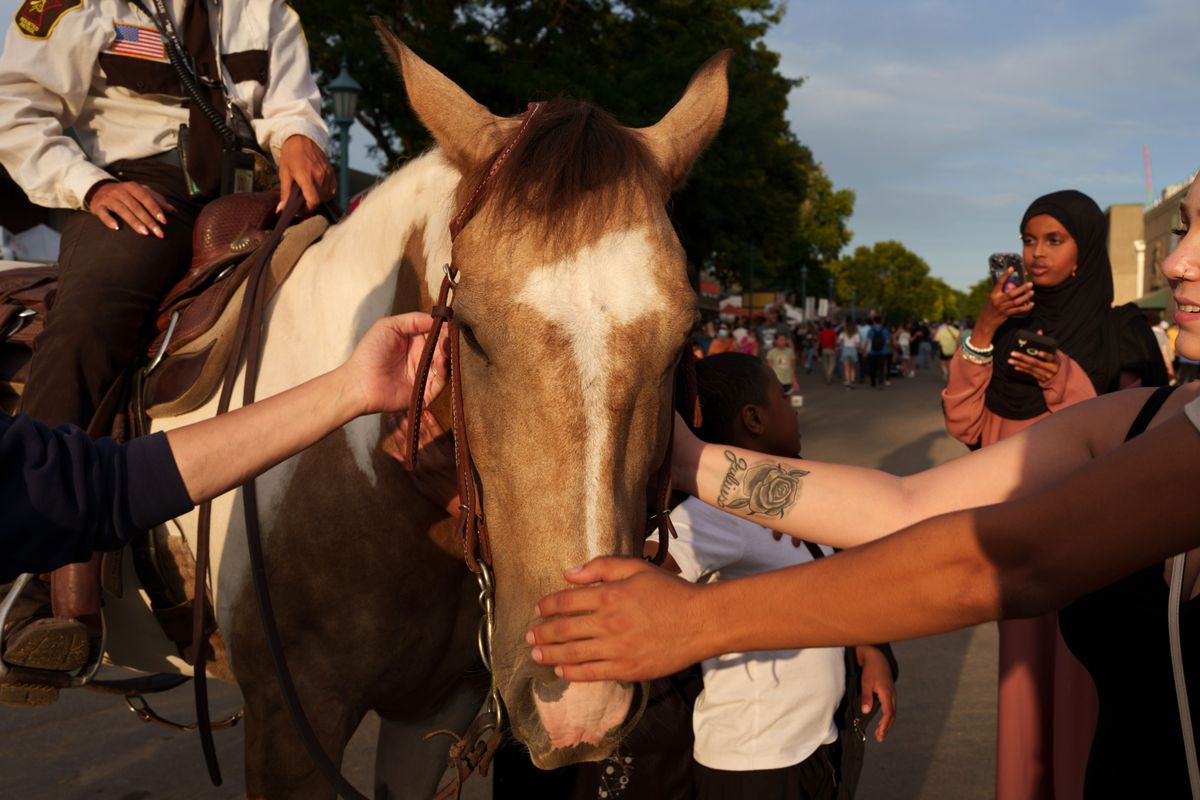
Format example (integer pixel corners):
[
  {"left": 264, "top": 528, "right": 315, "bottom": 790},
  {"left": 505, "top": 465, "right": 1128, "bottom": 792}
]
[
  {"left": 831, "top": 240, "right": 964, "bottom": 322},
  {"left": 962, "top": 277, "right": 994, "bottom": 320},
  {"left": 291, "top": 0, "right": 854, "bottom": 290}
]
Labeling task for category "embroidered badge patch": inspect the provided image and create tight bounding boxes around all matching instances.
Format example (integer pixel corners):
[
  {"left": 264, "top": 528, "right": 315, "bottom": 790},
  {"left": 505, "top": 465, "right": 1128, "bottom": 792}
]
[
  {"left": 108, "top": 22, "right": 166, "bottom": 61},
  {"left": 14, "top": 0, "right": 83, "bottom": 39}
]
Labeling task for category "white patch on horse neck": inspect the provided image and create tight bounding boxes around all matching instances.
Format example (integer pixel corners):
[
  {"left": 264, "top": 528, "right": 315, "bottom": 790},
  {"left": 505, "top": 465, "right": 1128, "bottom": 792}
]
[
  {"left": 516, "top": 228, "right": 664, "bottom": 558},
  {"left": 260, "top": 151, "right": 458, "bottom": 490},
  {"left": 148, "top": 150, "right": 461, "bottom": 626}
]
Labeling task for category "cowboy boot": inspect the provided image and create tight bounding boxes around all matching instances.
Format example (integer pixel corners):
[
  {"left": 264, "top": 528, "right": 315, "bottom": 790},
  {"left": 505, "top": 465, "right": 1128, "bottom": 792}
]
[{"left": 0, "top": 558, "right": 100, "bottom": 706}]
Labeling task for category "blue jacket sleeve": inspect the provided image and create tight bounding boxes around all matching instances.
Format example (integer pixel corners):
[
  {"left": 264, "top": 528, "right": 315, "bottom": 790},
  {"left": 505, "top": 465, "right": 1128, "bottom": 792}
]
[{"left": 1, "top": 413, "right": 194, "bottom": 582}]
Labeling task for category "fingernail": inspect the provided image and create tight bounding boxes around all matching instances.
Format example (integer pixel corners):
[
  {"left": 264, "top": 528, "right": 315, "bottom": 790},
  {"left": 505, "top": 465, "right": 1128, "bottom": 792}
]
[
  {"left": 554, "top": 666, "right": 564, "bottom": 678},
  {"left": 862, "top": 704, "right": 871, "bottom": 713},
  {"left": 525, "top": 630, "right": 535, "bottom": 645},
  {"left": 565, "top": 565, "right": 584, "bottom": 575},
  {"left": 531, "top": 647, "right": 543, "bottom": 662},
  {"left": 153, "top": 227, "right": 163, "bottom": 239},
  {"left": 156, "top": 214, "right": 166, "bottom": 224}
]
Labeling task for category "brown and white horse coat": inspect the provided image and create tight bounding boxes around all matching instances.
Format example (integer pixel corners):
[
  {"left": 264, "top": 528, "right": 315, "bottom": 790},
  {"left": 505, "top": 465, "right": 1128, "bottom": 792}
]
[{"left": 120, "top": 35, "right": 728, "bottom": 797}]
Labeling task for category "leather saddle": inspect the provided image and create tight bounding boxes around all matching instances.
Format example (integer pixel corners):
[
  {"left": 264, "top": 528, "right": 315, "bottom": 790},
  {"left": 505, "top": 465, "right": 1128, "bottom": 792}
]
[
  {"left": 0, "top": 192, "right": 327, "bottom": 417},
  {"left": 0, "top": 191, "right": 328, "bottom": 659}
]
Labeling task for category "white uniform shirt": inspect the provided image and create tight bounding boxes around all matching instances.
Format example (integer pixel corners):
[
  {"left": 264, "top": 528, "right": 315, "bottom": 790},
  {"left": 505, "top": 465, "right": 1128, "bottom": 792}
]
[
  {"left": 0, "top": 0, "right": 328, "bottom": 209},
  {"left": 669, "top": 496, "right": 844, "bottom": 772}
]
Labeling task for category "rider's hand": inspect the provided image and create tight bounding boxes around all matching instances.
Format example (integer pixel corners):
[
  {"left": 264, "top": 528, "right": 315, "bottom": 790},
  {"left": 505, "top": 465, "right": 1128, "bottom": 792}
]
[
  {"left": 342, "top": 313, "right": 449, "bottom": 415},
  {"left": 974, "top": 267, "right": 1035, "bottom": 347},
  {"left": 528, "top": 556, "right": 708, "bottom": 682},
  {"left": 278, "top": 134, "right": 336, "bottom": 213},
  {"left": 86, "top": 180, "right": 175, "bottom": 238}
]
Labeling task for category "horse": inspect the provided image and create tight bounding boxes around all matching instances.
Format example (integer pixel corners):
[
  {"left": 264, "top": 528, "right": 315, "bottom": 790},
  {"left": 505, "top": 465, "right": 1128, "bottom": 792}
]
[{"left": 105, "top": 31, "right": 728, "bottom": 798}]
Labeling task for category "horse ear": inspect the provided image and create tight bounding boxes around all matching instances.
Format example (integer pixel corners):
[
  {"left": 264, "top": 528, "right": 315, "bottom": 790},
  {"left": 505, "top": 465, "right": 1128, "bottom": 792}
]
[
  {"left": 372, "top": 17, "right": 508, "bottom": 172},
  {"left": 636, "top": 49, "right": 731, "bottom": 190}
]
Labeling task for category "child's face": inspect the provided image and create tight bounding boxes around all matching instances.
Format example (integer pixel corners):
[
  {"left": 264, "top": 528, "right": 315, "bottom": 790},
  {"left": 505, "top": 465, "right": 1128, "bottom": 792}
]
[{"left": 774, "top": 334, "right": 788, "bottom": 349}]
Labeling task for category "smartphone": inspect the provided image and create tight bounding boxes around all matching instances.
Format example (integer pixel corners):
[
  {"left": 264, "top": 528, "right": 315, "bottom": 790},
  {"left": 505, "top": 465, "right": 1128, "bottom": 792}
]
[
  {"left": 1013, "top": 328, "right": 1058, "bottom": 357},
  {"left": 988, "top": 253, "right": 1026, "bottom": 293}
]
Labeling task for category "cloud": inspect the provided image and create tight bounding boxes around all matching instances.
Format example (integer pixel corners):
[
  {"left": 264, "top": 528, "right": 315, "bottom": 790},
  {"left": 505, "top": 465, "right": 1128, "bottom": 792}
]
[{"left": 769, "top": 0, "right": 1200, "bottom": 289}]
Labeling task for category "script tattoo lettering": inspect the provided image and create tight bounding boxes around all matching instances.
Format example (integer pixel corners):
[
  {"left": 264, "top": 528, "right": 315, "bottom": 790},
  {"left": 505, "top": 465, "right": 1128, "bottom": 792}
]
[{"left": 717, "top": 450, "right": 809, "bottom": 519}]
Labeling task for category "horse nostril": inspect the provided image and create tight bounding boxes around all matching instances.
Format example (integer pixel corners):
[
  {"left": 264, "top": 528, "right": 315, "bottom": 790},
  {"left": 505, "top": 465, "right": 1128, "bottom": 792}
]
[{"left": 531, "top": 674, "right": 569, "bottom": 703}]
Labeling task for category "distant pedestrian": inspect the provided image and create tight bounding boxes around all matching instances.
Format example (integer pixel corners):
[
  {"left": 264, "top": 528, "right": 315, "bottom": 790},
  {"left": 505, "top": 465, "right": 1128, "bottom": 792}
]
[
  {"left": 896, "top": 324, "right": 914, "bottom": 378},
  {"left": 865, "top": 316, "right": 891, "bottom": 389},
  {"left": 838, "top": 321, "right": 860, "bottom": 388},
  {"left": 934, "top": 319, "right": 960, "bottom": 381},
  {"left": 707, "top": 323, "right": 737, "bottom": 356},
  {"left": 765, "top": 332, "right": 800, "bottom": 395},
  {"left": 818, "top": 322, "right": 838, "bottom": 384}
]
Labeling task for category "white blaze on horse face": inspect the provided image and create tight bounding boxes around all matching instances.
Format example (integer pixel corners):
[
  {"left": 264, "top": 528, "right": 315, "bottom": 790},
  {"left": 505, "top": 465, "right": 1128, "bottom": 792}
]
[{"left": 516, "top": 228, "right": 665, "bottom": 558}]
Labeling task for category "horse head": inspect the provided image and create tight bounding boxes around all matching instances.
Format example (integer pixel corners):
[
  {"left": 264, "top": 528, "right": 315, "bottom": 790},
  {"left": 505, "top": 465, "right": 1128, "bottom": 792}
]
[{"left": 377, "top": 25, "right": 728, "bottom": 769}]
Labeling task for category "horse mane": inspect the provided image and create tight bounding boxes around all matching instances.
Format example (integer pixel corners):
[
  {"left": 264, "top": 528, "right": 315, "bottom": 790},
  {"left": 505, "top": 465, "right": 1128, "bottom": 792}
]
[{"left": 466, "top": 98, "right": 666, "bottom": 252}]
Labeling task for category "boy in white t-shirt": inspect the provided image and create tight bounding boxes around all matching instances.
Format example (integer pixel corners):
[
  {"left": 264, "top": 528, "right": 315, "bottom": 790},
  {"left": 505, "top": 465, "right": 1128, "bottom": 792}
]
[{"left": 667, "top": 352, "right": 897, "bottom": 799}]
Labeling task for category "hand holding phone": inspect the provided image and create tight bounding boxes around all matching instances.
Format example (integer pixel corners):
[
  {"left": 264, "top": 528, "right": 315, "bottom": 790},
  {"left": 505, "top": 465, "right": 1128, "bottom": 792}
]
[{"left": 1008, "top": 328, "right": 1060, "bottom": 383}]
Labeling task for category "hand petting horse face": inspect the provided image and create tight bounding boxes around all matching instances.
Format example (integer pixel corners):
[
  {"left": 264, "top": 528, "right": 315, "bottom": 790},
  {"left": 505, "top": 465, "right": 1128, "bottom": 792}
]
[{"left": 378, "top": 28, "right": 729, "bottom": 769}]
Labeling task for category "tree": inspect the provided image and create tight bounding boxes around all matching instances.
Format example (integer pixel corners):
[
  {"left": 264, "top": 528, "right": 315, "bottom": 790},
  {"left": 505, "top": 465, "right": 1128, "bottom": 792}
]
[
  {"left": 831, "top": 241, "right": 961, "bottom": 321},
  {"left": 291, "top": 1, "right": 853, "bottom": 291},
  {"left": 962, "top": 277, "right": 994, "bottom": 320}
]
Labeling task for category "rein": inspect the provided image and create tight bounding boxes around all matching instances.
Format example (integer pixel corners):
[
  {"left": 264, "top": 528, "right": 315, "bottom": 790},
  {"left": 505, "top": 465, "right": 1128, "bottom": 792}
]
[
  {"left": 188, "top": 185, "right": 375, "bottom": 799},
  {"left": 402, "top": 103, "right": 700, "bottom": 798}
]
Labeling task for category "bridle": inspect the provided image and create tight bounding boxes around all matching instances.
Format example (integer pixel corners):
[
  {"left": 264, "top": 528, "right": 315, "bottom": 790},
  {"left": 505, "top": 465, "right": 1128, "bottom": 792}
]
[
  {"left": 404, "top": 102, "right": 699, "bottom": 576},
  {"left": 401, "top": 102, "right": 700, "bottom": 796},
  {"left": 189, "top": 101, "right": 698, "bottom": 800}
]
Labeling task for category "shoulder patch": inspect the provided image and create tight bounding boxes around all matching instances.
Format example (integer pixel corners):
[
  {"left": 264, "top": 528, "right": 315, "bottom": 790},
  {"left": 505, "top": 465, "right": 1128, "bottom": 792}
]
[{"left": 15, "top": 0, "right": 83, "bottom": 40}]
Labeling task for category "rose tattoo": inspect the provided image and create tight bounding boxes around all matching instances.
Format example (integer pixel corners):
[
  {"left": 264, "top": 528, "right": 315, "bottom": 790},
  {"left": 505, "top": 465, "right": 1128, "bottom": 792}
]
[{"left": 717, "top": 450, "right": 809, "bottom": 518}]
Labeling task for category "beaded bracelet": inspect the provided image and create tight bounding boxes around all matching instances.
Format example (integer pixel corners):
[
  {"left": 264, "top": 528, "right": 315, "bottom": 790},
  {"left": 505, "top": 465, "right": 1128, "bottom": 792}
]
[
  {"left": 960, "top": 348, "right": 993, "bottom": 366},
  {"left": 963, "top": 336, "right": 994, "bottom": 358}
]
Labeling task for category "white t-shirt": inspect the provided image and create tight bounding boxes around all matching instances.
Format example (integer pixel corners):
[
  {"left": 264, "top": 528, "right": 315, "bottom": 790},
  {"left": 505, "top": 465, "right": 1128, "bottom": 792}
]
[{"left": 669, "top": 497, "right": 844, "bottom": 771}]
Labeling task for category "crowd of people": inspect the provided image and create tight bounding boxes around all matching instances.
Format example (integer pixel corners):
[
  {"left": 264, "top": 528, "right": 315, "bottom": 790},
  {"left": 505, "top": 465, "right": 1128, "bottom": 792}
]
[
  {"left": 692, "top": 307, "right": 975, "bottom": 391},
  {"left": 693, "top": 292, "right": 1188, "bottom": 400}
]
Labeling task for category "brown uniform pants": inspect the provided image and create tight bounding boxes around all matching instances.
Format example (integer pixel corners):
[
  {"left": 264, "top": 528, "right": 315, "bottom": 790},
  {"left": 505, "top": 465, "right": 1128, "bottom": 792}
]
[{"left": 15, "top": 157, "right": 208, "bottom": 624}]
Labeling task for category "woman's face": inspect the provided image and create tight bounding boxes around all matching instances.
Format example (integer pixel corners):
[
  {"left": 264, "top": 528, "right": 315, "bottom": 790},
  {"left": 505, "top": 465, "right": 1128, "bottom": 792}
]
[
  {"left": 1021, "top": 214, "right": 1079, "bottom": 288},
  {"left": 1164, "top": 182, "right": 1200, "bottom": 360}
]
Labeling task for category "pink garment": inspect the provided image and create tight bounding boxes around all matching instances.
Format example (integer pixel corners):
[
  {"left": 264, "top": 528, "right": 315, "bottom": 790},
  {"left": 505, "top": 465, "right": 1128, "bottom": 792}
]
[
  {"left": 941, "top": 350, "right": 1099, "bottom": 800},
  {"left": 941, "top": 349, "right": 1097, "bottom": 447}
]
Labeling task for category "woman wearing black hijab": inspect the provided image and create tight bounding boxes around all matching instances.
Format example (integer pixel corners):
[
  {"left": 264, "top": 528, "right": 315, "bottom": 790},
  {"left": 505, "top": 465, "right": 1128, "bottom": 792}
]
[{"left": 942, "top": 189, "right": 1167, "bottom": 800}]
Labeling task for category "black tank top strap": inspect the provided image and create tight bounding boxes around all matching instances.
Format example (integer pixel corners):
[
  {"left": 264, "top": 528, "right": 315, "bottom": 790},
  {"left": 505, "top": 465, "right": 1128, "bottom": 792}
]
[{"left": 1124, "top": 384, "right": 1179, "bottom": 442}]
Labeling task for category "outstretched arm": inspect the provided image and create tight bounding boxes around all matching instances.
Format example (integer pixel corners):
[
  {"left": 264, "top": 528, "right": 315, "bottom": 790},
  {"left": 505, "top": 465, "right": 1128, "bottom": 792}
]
[
  {"left": 669, "top": 387, "right": 1158, "bottom": 548},
  {"left": 530, "top": 406, "right": 1200, "bottom": 681},
  {"left": 169, "top": 313, "right": 446, "bottom": 503}
]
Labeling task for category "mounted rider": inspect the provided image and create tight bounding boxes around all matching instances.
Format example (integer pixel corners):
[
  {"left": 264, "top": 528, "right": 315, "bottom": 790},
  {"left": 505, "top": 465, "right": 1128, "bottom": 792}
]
[{"left": 0, "top": 0, "right": 334, "bottom": 702}]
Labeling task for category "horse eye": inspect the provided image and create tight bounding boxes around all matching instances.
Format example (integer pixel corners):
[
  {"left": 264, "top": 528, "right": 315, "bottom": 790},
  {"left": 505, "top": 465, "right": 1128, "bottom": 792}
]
[{"left": 458, "top": 322, "right": 484, "bottom": 354}]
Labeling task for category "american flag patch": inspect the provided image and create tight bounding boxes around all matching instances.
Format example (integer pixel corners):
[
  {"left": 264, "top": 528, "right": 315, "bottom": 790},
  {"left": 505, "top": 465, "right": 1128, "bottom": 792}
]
[{"left": 110, "top": 23, "right": 166, "bottom": 61}]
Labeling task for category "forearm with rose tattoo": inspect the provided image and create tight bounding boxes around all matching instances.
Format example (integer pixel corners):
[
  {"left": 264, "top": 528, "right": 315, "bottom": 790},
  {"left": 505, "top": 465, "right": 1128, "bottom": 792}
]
[{"left": 716, "top": 450, "right": 809, "bottom": 518}]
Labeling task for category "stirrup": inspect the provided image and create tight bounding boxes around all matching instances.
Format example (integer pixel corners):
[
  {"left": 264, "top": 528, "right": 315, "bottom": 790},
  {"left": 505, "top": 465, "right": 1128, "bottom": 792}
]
[{"left": 0, "top": 574, "right": 107, "bottom": 692}]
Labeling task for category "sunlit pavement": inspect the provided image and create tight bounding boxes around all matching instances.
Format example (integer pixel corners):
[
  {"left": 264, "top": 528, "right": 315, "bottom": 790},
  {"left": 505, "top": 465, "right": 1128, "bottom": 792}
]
[
  {"left": 0, "top": 364, "right": 994, "bottom": 799},
  {"left": 795, "top": 362, "right": 996, "bottom": 800}
]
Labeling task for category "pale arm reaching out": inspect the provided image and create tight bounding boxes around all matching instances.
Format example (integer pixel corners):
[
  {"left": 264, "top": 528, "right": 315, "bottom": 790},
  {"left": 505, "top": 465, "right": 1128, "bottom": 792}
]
[{"left": 528, "top": 402, "right": 1200, "bottom": 682}]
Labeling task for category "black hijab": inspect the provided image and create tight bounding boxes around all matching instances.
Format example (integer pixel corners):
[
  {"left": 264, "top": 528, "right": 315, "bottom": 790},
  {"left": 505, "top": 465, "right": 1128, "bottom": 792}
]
[{"left": 984, "top": 190, "right": 1166, "bottom": 420}]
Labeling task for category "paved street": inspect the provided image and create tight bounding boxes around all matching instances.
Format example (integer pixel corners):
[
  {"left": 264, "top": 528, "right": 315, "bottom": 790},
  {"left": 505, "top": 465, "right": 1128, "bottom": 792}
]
[
  {"left": 0, "top": 364, "right": 997, "bottom": 799},
  {"left": 793, "top": 363, "right": 997, "bottom": 800}
]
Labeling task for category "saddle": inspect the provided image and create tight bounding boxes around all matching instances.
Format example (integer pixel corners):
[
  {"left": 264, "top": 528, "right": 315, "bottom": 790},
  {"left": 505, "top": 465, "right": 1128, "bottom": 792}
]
[{"left": 0, "top": 191, "right": 327, "bottom": 660}]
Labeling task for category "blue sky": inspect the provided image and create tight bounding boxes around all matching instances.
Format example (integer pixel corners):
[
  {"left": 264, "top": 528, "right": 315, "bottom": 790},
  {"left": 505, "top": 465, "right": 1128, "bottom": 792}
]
[
  {"left": 764, "top": 0, "right": 1199, "bottom": 289},
  {"left": 4, "top": 1, "right": 1195, "bottom": 291}
]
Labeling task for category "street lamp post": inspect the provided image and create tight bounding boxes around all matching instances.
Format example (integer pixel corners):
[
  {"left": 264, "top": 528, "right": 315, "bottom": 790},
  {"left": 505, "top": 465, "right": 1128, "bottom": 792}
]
[
  {"left": 329, "top": 63, "right": 361, "bottom": 211},
  {"left": 851, "top": 289, "right": 857, "bottom": 323}
]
